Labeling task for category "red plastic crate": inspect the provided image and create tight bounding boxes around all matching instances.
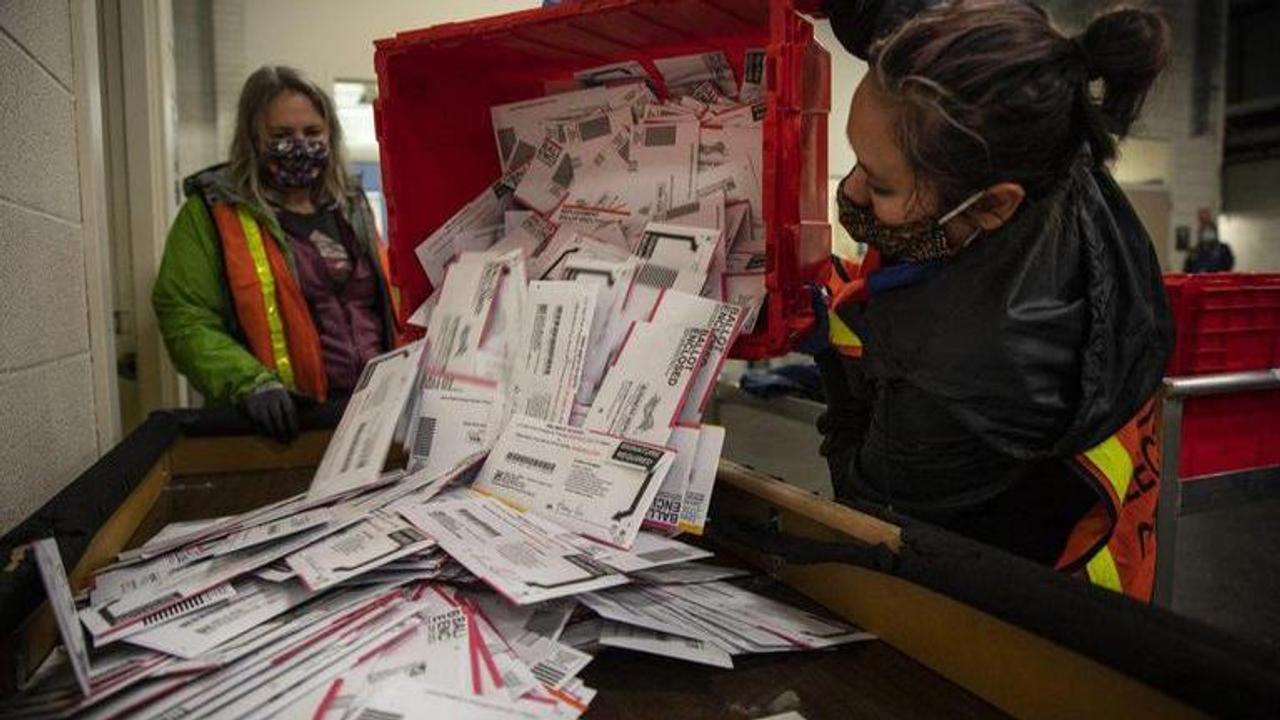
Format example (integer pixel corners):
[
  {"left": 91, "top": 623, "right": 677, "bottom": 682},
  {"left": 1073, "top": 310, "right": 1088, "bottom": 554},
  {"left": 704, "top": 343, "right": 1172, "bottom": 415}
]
[
  {"left": 1161, "top": 273, "right": 1280, "bottom": 478},
  {"left": 1179, "top": 391, "right": 1280, "bottom": 479},
  {"left": 1163, "top": 273, "right": 1280, "bottom": 375},
  {"left": 373, "top": 0, "right": 831, "bottom": 359}
]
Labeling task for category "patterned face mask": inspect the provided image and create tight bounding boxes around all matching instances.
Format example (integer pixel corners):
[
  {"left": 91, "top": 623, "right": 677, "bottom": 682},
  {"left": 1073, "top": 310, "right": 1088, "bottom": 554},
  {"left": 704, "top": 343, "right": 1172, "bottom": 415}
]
[
  {"left": 837, "top": 169, "right": 983, "bottom": 263},
  {"left": 264, "top": 137, "right": 330, "bottom": 189}
]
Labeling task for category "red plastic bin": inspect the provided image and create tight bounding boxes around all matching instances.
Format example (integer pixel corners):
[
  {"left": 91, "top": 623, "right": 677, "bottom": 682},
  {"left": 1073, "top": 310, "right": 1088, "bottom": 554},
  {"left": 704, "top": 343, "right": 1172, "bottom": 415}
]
[
  {"left": 1161, "top": 273, "right": 1280, "bottom": 478},
  {"left": 1163, "top": 273, "right": 1280, "bottom": 375},
  {"left": 373, "top": 0, "right": 832, "bottom": 359},
  {"left": 1178, "top": 391, "right": 1280, "bottom": 479}
]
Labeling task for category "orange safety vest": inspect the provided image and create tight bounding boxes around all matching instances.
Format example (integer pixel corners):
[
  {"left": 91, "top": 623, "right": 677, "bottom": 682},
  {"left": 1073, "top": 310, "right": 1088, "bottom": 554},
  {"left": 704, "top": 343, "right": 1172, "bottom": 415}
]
[
  {"left": 818, "top": 254, "right": 874, "bottom": 358},
  {"left": 210, "top": 203, "right": 328, "bottom": 401},
  {"left": 1056, "top": 398, "right": 1161, "bottom": 602},
  {"left": 821, "top": 253, "right": 1160, "bottom": 602}
]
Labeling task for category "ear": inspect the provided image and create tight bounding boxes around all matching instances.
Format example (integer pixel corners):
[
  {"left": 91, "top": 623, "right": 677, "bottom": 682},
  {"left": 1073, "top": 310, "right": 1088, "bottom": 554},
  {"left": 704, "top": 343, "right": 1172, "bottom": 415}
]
[{"left": 971, "top": 182, "right": 1025, "bottom": 231}]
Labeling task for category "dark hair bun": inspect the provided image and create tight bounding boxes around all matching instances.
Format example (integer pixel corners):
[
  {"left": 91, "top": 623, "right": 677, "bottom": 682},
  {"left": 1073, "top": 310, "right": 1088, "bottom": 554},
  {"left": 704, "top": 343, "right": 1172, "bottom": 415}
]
[{"left": 1078, "top": 7, "right": 1171, "bottom": 137}]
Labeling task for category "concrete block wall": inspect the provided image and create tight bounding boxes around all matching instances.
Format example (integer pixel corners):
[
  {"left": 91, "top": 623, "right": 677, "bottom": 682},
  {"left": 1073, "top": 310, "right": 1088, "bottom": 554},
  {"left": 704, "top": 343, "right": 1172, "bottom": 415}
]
[{"left": 0, "top": 0, "right": 104, "bottom": 532}]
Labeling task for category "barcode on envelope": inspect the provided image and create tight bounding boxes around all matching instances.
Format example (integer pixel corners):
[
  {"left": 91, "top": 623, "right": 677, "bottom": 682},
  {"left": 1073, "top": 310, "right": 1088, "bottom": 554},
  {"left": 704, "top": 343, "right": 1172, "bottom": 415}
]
[
  {"left": 357, "top": 710, "right": 403, "bottom": 720},
  {"left": 412, "top": 417, "right": 437, "bottom": 459},
  {"left": 637, "top": 547, "right": 693, "bottom": 563},
  {"left": 497, "top": 127, "right": 516, "bottom": 161},
  {"left": 746, "top": 49, "right": 765, "bottom": 83},
  {"left": 644, "top": 125, "right": 676, "bottom": 147},
  {"left": 551, "top": 158, "right": 574, "bottom": 188},
  {"left": 532, "top": 662, "right": 567, "bottom": 686},
  {"left": 458, "top": 509, "right": 502, "bottom": 538},
  {"left": 579, "top": 114, "right": 611, "bottom": 142},
  {"left": 510, "top": 140, "right": 536, "bottom": 169},
  {"left": 543, "top": 307, "right": 564, "bottom": 375},
  {"left": 531, "top": 304, "right": 548, "bottom": 356},
  {"left": 137, "top": 591, "right": 221, "bottom": 627},
  {"left": 340, "top": 422, "right": 366, "bottom": 473},
  {"left": 506, "top": 452, "right": 556, "bottom": 474},
  {"left": 635, "top": 263, "right": 678, "bottom": 289}
]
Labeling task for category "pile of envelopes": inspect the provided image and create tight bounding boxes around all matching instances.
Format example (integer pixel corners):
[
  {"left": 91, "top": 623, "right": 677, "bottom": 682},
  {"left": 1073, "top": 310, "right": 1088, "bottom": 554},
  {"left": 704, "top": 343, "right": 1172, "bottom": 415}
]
[{"left": 15, "top": 51, "right": 873, "bottom": 720}]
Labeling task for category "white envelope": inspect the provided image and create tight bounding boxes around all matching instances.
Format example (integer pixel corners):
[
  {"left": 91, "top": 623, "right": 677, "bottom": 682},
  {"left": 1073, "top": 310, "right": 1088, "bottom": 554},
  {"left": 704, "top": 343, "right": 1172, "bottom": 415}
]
[
  {"left": 473, "top": 415, "right": 675, "bottom": 548},
  {"left": 415, "top": 165, "right": 524, "bottom": 288},
  {"left": 653, "top": 51, "right": 737, "bottom": 98},
  {"left": 308, "top": 341, "right": 426, "bottom": 503},
  {"left": 33, "top": 539, "right": 93, "bottom": 696},
  {"left": 528, "top": 229, "right": 629, "bottom": 283},
  {"left": 510, "top": 281, "right": 596, "bottom": 424},
  {"left": 407, "top": 381, "right": 499, "bottom": 477},
  {"left": 584, "top": 320, "right": 712, "bottom": 445},
  {"left": 285, "top": 511, "right": 435, "bottom": 592},
  {"left": 492, "top": 82, "right": 652, "bottom": 171},
  {"left": 514, "top": 137, "right": 574, "bottom": 215},
  {"left": 397, "top": 491, "right": 628, "bottom": 605},
  {"left": 642, "top": 425, "right": 701, "bottom": 532},
  {"left": 650, "top": 291, "right": 745, "bottom": 424},
  {"left": 495, "top": 210, "right": 558, "bottom": 261},
  {"left": 574, "top": 60, "right": 654, "bottom": 87},
  {"left": 629, "top": 119, "right": 700, "bottom": 211},
  {"left": 423, "top": 256, "right": 507, "bottom": 381},
  {"left": 560, "top": 257, "right": 638, "bottom": 406},
  {"left": 123, "top": 579, "right": 314, "bottom": 660},
  {"left": 632, "top": 222, "right": 720, "bottom": 295},
  {"left": 677, "top": 425, "right": 726, "bottom": 535},
  {"left": 598, "top": 620, "right": 733, "bottom": 669},
  {"left": 722, "top": 270, "right": 767, "bottom": 335},
  {"left": 80, "top": 582, "right": 239, "bottom": 644},
  {"left": 571, "top": 530, "right": 712, "bottom": 574}
]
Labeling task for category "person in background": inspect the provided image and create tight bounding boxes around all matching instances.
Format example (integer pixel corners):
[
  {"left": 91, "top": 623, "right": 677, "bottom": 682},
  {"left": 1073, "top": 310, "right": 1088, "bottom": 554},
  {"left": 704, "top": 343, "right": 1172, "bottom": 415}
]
[
  {"left": 815, "top": 0, "right": 1173, "bottom": 601},
  {"left": 1183, "top": 207, "right": 1235, "bottom": 273},
  {"left": 153, "top": 66, "right": 398, "bottom": 442}
]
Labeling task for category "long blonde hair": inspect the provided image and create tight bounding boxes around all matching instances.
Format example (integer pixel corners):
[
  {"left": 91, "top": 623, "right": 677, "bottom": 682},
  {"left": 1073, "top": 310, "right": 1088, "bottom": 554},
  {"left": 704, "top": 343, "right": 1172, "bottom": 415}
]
[{"left": 228, "top": 65, "right": 350, "bottom": 210}]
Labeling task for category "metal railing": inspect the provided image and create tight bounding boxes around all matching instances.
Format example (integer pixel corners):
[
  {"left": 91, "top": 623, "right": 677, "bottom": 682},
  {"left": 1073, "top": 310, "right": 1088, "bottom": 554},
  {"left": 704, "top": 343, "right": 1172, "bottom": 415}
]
[{"left": 1155, "top": 369, "right": 1280, "bottom": 607}]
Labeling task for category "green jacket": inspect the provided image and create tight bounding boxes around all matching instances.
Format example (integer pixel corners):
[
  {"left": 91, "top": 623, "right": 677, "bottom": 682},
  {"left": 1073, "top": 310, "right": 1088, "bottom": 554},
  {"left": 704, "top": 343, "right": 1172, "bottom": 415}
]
[{"left": 152, "top": 164, "right": 394, "bottom": 405}]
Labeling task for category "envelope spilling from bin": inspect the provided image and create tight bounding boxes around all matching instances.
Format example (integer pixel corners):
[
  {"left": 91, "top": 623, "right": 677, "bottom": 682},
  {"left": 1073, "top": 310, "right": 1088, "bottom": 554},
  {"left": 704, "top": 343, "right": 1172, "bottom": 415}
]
[{"left": 17, "top": 50, "right": 872, "bottom": 720}]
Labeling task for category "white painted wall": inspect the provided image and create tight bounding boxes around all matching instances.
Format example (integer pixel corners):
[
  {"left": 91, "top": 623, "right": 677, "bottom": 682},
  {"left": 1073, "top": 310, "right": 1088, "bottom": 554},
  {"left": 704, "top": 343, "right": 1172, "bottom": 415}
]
[
  {"left": 234, "top": 0, "right": 540, "bottom": 89},
  {"left": 188, "top": 0, "right": 540, "bottom": 164},
  {"left": 1219, "top": 212, "right": 1280, "bottom": 272},
  {"left": 1222, "top": 158, "right": 1280, "bottom": 272},
  {"left": 813, "top": 19, "right": 868, "bottom": 259},
  {"left": 0, "top": 0, "right": 109, "bottom": 532}
]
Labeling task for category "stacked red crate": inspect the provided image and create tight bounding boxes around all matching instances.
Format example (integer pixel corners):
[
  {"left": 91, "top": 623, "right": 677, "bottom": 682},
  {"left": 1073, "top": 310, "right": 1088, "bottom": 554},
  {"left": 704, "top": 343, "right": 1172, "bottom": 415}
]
[{"left": 1163, "top": 273, "right": 1280, "bottom": 478}]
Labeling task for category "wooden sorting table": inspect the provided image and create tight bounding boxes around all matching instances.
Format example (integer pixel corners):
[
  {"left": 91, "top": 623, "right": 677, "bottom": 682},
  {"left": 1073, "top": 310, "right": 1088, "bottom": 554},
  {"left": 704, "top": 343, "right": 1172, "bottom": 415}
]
[{"left": 2, "top": 410, "right": 1274, "bottom": 719}]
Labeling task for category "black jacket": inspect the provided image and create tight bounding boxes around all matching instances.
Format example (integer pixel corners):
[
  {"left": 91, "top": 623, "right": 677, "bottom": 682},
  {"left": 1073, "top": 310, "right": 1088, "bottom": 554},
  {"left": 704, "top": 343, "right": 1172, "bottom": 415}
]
[{"left": 817, "top": 163, "right": 1173, "bottom": 563}]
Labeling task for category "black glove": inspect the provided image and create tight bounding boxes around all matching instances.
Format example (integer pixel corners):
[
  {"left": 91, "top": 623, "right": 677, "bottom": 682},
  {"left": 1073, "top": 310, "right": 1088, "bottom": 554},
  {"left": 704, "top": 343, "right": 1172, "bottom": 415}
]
[
  {"left": 825, "top": 0, "right": 946, "bottom": 59},
  {"left": 243, "top": 382, "right": 299, "bottom": 443}
]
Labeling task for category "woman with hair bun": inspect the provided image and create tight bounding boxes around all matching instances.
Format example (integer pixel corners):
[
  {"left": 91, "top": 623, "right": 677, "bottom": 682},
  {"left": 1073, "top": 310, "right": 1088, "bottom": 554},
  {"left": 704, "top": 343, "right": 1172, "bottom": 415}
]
[
  {"left": 815, "top": 0, "right": 1173, "bottom": 601},
  {"left": 153, "top": 66, "right": 398, "bottom": 442}
]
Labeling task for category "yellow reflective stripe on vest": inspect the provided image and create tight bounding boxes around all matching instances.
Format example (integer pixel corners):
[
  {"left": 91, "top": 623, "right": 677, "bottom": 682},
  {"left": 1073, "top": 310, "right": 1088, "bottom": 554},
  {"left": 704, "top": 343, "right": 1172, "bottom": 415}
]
[
  {"left": 1086, "top": 546, "right": 1123, "bottom": 592},
  {"left": 1083, "top": 435, "right": 1132, "bottom": 501},
  {"left": 828, "top": 309, "right": 861, "bottom": 350},
  {"left": 235, "top": 207, "right": 295, "bottom": 389}
]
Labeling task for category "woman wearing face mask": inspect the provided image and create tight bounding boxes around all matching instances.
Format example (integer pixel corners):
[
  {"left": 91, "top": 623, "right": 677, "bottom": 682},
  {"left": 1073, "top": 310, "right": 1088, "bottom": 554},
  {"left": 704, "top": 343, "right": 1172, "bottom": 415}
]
[
  {"left": 815, "top": 0, "right": 1174, "bottom": 600},
  {"left": 154, "top": 66, "right": 398, "bottom": 442}
]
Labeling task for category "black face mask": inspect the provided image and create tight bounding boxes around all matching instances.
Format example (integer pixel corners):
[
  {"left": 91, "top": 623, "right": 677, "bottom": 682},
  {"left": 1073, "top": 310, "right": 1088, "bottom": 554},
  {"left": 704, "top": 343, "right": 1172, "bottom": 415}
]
[
  {"left": 264, "top": 137, "right": 330, "bottom": 189},
  {"left": 836, "top": 169, "right": 983, "bottom": 263}
]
